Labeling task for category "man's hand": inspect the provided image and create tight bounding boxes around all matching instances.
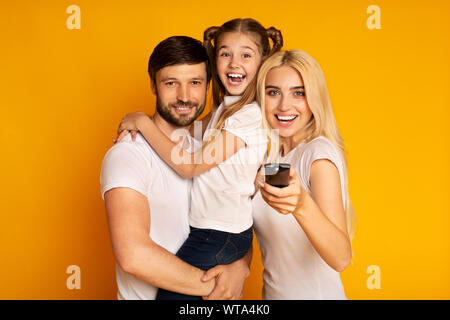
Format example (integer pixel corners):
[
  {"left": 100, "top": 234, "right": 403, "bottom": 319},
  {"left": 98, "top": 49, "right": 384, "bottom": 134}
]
[{"left": 201, "top": 259, "right": 250, "bottom": 300}]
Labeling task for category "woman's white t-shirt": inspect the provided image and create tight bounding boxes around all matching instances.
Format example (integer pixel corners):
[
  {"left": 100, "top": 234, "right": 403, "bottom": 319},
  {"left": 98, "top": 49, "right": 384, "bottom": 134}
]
[
  {"left": 189, "top": 96, "right": 267, "bottom": 233},
  {"left": 253, "top": 136, "right": 348, "bottom": 299}
]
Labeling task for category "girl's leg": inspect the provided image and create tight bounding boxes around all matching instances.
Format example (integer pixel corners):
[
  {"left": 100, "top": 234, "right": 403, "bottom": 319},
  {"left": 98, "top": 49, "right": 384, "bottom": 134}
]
[
  {"left": 215, "top": 226, "right": 253, "bottom": 265},
  {"left": 156, "top": 226, "right": 253, "bottom": 300},
  {"left": 156, "top": 227, "right": 224, "bottom": 300}
]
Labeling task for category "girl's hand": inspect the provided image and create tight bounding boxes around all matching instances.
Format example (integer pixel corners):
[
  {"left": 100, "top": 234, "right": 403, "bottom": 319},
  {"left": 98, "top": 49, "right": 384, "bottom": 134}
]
[
  {"left": 113, "top": 112, "right": 149, "bottom": 143},
  {"left": 113, "top": 130, "right": 138, "bottom": 144},
  {"left": 259, "top": 168, "right": 306, "bottom": 215}
]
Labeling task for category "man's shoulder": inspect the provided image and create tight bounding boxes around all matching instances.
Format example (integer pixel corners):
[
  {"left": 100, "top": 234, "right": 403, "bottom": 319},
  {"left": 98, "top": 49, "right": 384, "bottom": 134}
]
[
  {"left": 100, "top": 134, "right": 155, "bottom": 199},
  {"left": 101, "top": 133, "right": 157, "bottom": 175},
  {"left": 105, "top": 133, "right": 152, "bottom": 157}
]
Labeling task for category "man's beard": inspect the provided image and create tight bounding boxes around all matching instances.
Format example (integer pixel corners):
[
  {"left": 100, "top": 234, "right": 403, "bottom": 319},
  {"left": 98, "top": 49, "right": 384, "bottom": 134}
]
[{"left": 156, "top": 97, "right": 205, "bottom": 127}]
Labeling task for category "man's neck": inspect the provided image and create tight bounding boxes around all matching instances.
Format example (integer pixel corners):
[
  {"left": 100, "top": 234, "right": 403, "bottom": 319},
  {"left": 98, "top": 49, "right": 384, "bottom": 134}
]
[{"left": 152, "top": 113, "right": 191, "bottom": 142}]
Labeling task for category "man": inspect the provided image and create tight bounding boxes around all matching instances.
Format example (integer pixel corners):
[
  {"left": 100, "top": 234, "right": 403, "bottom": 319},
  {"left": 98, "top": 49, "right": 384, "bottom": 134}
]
[{"left": 100, "top": 36, "right": 250, "bottom": 300}]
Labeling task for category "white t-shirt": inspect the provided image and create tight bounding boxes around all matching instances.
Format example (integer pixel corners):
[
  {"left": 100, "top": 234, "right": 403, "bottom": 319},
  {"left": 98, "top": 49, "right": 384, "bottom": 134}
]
[
  {"left": 253, "top": 136, "right": 347, "bottom": 300},
  {"left": 100, "top": 133, "right": 194, "bottom": 300},
  {"left": 189, "top": 96, "right": 267, "bottom": 233}
]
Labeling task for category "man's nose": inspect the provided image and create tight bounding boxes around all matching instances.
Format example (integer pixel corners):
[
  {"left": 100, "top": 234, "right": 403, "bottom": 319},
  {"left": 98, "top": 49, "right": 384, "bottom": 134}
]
[{"left": 177, "top": 84, "right": 189, "bottom": 102}]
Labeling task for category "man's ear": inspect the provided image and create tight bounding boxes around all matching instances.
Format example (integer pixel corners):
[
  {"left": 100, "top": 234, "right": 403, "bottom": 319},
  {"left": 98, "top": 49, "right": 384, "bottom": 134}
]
[{"left": 150, "top": 80, "right": 156, "bottom": 95}]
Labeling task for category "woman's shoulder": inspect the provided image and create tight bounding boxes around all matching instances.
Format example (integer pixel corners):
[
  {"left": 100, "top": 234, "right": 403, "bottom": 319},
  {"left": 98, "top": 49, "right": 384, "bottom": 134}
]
[
  {"left": 296, "top": 136, "right": 342, "bottom": 166},
  {"left": 304, "top": 136, "right": 338, "bottom": 153},
  {"left": 290, "top": 136, "right": 345, "bottom": 191}
]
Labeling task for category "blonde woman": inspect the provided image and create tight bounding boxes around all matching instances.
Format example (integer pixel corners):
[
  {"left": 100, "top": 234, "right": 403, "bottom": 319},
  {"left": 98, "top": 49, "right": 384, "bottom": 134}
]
[{"left": 253, "top": 50, "right": 356, "bottom": 299}]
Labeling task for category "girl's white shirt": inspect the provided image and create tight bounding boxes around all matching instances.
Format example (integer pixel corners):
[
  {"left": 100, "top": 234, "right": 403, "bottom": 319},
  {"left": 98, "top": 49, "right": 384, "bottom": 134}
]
[
  {"left": 252, "top": 136, "right": 348, "bottom": 299},
  {"left": 189, "top": 96, "right": 267, "bottom": 233}
]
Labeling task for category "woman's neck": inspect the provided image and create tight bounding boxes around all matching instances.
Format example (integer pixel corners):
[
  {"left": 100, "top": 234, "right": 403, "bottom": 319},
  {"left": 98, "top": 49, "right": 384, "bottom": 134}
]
[{"left": 280, "top": 130, "right": 308, "bottom": 157}]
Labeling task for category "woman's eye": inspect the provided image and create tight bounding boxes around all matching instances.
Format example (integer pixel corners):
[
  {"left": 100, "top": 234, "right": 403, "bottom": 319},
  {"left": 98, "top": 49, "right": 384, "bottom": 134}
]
[
  {"left": 267, "top": 90, "right": 279, "bottom": 96},
  {"left": 243, "top": 53, "right": 251, "bottom": 58},
  {"left": 294, "top": 91, "right": 305, "bottom": 96}
]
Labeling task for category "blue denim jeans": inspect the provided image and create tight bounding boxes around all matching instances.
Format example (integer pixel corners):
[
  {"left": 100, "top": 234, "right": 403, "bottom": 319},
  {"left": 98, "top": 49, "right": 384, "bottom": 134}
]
[{"left": 156, "top": 226, "right": 253, "bottom": 300}]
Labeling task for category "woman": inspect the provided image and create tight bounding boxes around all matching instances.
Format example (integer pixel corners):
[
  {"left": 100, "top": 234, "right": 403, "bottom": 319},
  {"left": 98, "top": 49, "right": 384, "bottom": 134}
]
[{"left": 252, "top": 50, "right": 356, "bottom": 299}]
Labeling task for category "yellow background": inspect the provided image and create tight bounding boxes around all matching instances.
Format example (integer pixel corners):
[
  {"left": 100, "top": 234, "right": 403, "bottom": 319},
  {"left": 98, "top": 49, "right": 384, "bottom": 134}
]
[{"left": 1, "top": 0, "right": 449, "bottom": 299}]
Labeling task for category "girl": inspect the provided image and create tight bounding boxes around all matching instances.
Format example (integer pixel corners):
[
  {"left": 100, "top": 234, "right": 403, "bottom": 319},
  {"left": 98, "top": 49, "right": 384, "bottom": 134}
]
[
  {"left": 253, "top": 50, "right": 356, "bottom": 299},
  {"left": 115, "top": 18, "right": 283, "bottom": 300}
]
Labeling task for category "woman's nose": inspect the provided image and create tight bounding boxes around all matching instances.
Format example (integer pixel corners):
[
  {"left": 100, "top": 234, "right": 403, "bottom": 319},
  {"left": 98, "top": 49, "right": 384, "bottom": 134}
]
[{"left": 277, "top": 96, "right": 290, "bottom": 111}]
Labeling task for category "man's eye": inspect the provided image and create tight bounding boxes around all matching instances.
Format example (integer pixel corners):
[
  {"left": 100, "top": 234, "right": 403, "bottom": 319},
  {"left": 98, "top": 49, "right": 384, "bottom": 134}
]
[
  {"left": 166, "top": 82, "right": 176, "bottom": 86},
  {"left": 192, "top": 81, "right": 201, "bottom": 85}
]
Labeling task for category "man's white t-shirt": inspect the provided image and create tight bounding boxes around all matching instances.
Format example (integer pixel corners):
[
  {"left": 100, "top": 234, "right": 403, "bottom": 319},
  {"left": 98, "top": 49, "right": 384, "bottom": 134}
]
[
  {"left": 100, "top": 133, "right": 193, "bottom": 300},
  {"left": 253, "top": 136, "right": 348, "bottom": 300},
  {"left": 189, "top": 95, "right": 267, "bottom": 233}
]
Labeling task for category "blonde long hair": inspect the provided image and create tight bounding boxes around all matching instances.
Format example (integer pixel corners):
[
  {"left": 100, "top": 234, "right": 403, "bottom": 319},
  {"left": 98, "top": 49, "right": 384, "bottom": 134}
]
[
  {"left": 203, "top": 18, "right": 283, "bottom": 131},
  {"left": 257, "top": 50, "right": 356, "bottom": 240}
]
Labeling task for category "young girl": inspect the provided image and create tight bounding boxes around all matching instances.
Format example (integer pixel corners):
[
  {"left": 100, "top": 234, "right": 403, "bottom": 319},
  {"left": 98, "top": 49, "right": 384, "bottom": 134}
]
[
  {"left": 253, "top": 50, "right": 356, "bottom": 299},
  {"left": 115, "top": 18, "right": 283, "bottom": 300}
]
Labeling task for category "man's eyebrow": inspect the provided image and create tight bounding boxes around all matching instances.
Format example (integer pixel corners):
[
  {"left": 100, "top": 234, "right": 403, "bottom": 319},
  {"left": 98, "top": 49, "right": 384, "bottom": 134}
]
[
  {"left": 159, "top": 77, "right": 177, "bottom": 82},
  {"left": 159, "top": 76, "right": 205, "bottom": 82}
]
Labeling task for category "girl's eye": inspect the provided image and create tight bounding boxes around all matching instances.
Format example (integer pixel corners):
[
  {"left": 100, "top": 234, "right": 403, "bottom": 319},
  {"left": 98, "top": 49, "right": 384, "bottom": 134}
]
[
  {"left": 294, "top": 91, "right": 305, "bottom": 96},
  {"left": 220, "top": 52, "right": 230, "bottom": 57},
  {"left": 267, "top": 90, "right": 280, "bottom": 96}
]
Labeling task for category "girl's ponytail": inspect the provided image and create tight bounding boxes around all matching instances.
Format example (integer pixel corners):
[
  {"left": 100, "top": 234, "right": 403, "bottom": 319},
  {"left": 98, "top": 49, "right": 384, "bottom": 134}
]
[
  {"left": 266, "top": 27, "right": 283, "bottom": 56},
  {"left": 203, "top": 26, "right": 224, "bottom": 107},
  {"left": 203, "top": 26, "right": 219, "bottom": 57}
]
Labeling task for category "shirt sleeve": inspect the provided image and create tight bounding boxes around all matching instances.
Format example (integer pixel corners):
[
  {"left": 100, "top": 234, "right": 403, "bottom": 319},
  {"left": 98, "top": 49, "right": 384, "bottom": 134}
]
[
  {"left": 222, "top": 103, "right": 263, "bottom": 146},
  {"left": 100, "top": 142, "right": 151, "bottom": 199},
  {"left": 297, "top": 138, "right": 346, "bottom": 205}
]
